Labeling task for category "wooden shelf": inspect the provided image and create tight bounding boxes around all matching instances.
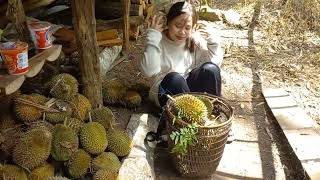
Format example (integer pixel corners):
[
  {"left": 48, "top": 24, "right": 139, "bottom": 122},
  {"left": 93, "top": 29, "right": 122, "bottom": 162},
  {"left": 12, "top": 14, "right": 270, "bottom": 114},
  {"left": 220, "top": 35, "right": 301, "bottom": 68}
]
[{"left": 0, "top": 44, "right": 62, "bottom": 95}]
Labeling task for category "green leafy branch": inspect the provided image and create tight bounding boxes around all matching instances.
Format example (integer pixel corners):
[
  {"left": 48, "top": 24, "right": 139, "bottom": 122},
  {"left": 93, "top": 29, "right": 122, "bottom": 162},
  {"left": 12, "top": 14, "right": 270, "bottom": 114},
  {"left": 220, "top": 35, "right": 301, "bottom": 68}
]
[{"left": 170, "top": 122, "right": 198, "bottom": 156}]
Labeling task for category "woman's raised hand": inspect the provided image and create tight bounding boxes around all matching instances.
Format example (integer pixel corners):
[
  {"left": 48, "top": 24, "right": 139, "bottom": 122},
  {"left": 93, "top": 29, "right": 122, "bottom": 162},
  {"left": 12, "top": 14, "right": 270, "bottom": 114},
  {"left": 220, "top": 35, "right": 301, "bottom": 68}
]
[
  {"left": 195, "top": 21, "right": 211, "bottom": 39},
  {"left": 148, "top": 14, "right": 165, "bottom": 32}
]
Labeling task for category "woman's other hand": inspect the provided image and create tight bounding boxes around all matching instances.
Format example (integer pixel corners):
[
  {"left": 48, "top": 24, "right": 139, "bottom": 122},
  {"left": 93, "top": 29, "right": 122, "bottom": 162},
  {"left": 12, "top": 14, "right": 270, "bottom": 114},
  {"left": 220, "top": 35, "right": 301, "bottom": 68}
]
[{"left": 148, "top": 14, "right": 165, "bottom": 32}]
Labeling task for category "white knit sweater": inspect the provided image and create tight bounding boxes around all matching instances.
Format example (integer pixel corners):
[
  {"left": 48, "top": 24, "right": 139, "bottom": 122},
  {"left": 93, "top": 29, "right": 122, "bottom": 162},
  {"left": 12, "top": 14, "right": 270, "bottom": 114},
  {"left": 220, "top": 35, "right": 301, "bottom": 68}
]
[{"left": 140, "top": 28, "right": 223, "bottom": 107}]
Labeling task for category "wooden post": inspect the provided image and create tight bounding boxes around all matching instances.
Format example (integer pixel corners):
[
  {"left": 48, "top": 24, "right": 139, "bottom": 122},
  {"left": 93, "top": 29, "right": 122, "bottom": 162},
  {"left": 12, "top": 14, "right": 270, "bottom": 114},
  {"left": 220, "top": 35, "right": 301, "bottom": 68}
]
[
  {"left": 71, "top": 0, "right": 103, "bottom": 108},
  {"left": 6, "top": 0, "right": 30, "bottom": 43},
  {"left": 121, "top": 0, "right": 130, "bottom": 53}
]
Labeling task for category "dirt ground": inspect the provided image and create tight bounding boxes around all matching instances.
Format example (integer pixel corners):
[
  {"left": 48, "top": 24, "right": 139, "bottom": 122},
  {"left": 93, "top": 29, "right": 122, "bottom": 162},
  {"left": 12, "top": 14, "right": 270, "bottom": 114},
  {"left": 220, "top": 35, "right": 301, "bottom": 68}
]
[{"left": 102, "top": 2, "right": 319, "bottom": 179}]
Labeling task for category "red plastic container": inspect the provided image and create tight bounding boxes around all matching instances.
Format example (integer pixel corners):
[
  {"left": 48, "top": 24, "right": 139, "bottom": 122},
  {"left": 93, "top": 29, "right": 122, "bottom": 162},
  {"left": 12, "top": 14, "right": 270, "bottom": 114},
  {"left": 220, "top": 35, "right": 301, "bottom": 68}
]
[
  {"left": 29, "top": 22, "right": 52, "bottom": 49},
  {"left": 0, "top": 42, "right": 29, "bottom": 75}
]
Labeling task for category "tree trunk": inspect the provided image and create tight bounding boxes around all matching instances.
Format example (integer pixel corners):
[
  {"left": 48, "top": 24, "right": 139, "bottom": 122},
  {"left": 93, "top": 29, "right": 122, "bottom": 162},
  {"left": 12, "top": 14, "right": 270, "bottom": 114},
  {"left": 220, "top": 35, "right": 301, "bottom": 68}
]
[
  {"left": 71, "top": 0, "right": 103, "bottom": 108},
  {"left": 121, "top": 0, "right": 130, "bottom": 53},
  {"left": 6, "top": 0, "right": 30, "bottom": 43}
]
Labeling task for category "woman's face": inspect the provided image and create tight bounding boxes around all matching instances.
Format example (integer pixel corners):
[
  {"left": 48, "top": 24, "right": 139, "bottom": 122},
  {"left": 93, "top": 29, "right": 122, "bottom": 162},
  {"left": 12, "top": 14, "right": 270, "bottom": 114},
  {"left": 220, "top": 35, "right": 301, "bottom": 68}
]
[{"left": 167, "top": 13, "right": 193, "bottom": 44}]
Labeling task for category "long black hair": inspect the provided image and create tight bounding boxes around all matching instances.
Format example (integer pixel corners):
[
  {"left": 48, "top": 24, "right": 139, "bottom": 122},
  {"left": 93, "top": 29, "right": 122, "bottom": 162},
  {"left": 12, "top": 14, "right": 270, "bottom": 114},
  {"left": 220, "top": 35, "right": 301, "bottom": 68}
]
[{"left": 166, "top": 1, "right": 198, "bottom": 52}]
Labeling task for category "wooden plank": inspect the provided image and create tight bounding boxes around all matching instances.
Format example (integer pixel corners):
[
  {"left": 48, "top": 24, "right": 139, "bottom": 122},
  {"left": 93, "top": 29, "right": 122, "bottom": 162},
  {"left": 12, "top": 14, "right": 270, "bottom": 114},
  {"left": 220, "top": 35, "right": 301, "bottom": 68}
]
[
  {"left": 0, "top": 74, "right": 25, "bottom": 95},
  {"left": 0, "top": 44, "right": 62, "bottom": 95},
  {"left": 54, "top": 28, "right": 120, "bottom": 42},
  {"left": 46, "top": 44, "right": 62, "bottom": 61},
  {"left": 284, "top": 128, "right": 320, "bottom": 179},
  {"left": 263, "top": 88, "right": 320, "bottom": 179},
  {"left": 98, "top": 38, "right": 123, "bottom": 47},
  {"left": 26, "top": 45, "right": 62, "bottom": 77},
  {"left": 96, "top": 29, "right": 119, "bottom": 41}
]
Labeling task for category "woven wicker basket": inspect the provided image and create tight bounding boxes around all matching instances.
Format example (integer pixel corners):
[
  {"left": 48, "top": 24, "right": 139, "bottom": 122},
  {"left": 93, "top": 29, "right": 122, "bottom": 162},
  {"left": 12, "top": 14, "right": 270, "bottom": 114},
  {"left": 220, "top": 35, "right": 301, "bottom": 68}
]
[{"left": 165, "top": 92, "right": 233, "bottom": 178}]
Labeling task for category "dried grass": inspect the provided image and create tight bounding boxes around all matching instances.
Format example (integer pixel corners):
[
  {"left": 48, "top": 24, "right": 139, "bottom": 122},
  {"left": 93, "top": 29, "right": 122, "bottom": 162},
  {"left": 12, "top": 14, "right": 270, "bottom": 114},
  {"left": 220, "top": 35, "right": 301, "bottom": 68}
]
[{"left": 218, "top": 0, "right": 320, "bottom": 77}]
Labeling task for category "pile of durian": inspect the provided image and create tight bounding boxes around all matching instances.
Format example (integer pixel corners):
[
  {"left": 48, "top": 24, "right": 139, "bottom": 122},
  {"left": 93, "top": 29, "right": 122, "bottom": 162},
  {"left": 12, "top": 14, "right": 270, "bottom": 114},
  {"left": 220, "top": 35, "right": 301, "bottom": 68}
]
[{"left": 0, "top": 73, "right": 132, "bottom": 180}]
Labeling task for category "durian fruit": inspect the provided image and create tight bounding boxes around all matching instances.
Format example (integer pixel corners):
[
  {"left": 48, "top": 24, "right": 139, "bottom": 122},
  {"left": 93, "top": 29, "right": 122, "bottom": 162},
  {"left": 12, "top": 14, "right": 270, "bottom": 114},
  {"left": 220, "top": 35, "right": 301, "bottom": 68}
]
[
  {"left": 107, "top": 129, "right": 132, "bottom": 157},
  {"left": 0, "top": 113, "right": 18, "bottom": 130},
  {"left": 45, "top": 100, "right": 73, "bottom": 124},
  {"left": 197, "top": 96, "right": 213, "bottom": 115},
  {"left": 14, "top": 94, "right": 49, "bottom": 123},
  {"left": 64, "top": 117, "right": 83, "bottom": 134},
  {"left": 0, "top": 164, "right": 28, "bottom": 180},
  {"left": 46, "top": 111, "right": 72, "bottom": 124},
  {"left": 89, "top": 106, "right": 115, "bottom": 130},
  {"left": 102, "top": 79, "right": 127, "bottom": 104},
  {"left": 27, "top": 120, "right": 55, "bottom": 133},
  {"left": 46, "top": 73, "right": 78, "bottom": 101},
  {"left": 93, "top": 169, "right": 117, "bottom": 180},
  {"left": 70, "top": 94, "right": 92, "bottom": 121},
  {"left": 0, "top": 127, "right": 22, "bottom": 155},
  {"left": 92, "top": 152, "right": 121, "bottom": 172},
  {"left": 13, "top": 128, "right": 52, "bottom": 169},
  {"left": 79, "top": 122, "right": 107, "bottom": 154},
  {"left": 128, "top": 83, "right": 150, "bottom": 99},
  {"left": 67, "top": 149, "right": 91, "bottom": 178},
  {"left": 51, "top": 124, "right": 79, "bottom": 161},
  {"left": 173, "top": 94, "right": 208, "bottom": 124},
  {"left": 122, "top": 90, "right": 142, "bottom": 108},
  {"left": 29, "top": 162, "right": 54, "bottom": 180},
  {"left": 48, "top": 176, "right": 70, "bottom": 180}
]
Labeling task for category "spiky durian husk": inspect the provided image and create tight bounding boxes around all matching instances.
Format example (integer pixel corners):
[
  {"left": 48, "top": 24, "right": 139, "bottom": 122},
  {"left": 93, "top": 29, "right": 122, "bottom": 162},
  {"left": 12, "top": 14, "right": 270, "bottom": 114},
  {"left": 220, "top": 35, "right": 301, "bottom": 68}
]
[
  {"left": 0, "top": 127, "right": 22, "bottom": 155},
  {"left": 92, "top": 152, "right": 121, "bottom": 172},
  {"left": 27, "top": 120, "right": 55, "bottom": 133},
  {"left": 122, "top": 90, "right": 142, "bottom": 108},
  {"left": 102, "top": 79, "right": 127, "bottom": 104},
  {"left": 197, "top": 96, "right": 213, "bottom": 115},
  {"left": 45, "top": 111, "right": 72, "bottom": 124},
  {"left": 29, "top": 162, "right": 54, "bottom": 180},
  {"left": 67, "top": 149, "right": 91, "bottom": 178},
  {"left": 46, "top": 73, "right": 78, "bottom": 101},
  {"left": 45, "top": 100, "right": 73, "bottom": 124},
  {"left": 89, "top": 106, "right": 115, "bottom": 131},
  {"left": 14, "top": 94, "right": 48, "bottom": 123},
  {"left": 64, "top": 117, "right": 83, "bottom": 134},
  {"left": 128, "top": 83, "right": 150, "bottom": 99},
  {"left": 107, "top": 129, "right": 132, "bottom": 157},
  {"left": 51, "top": 124, "right": 79, "bottom": 161},
  {"left": 0, "top": 164, "right": 28, "bottom": 180},
  {"left": 48, "top": 176, "right": 70, "bottom": 180},
  {"left": 0, "top": 113, "right": 18, "bottom": 130},
  {"left": 70, "top": 94, "right": 92, "bottom": 121},
  {"left": 79, "top": 122, "right": 107, "bottom": 154},
  {"left": 174, "top": 94, "right": 208, "bottom": 124},
  {"left": 93, "top": 169, "right": 117, "bottom": 180},
  {"left": 13, "top": 129, "right": 52, "bottom": 169}
]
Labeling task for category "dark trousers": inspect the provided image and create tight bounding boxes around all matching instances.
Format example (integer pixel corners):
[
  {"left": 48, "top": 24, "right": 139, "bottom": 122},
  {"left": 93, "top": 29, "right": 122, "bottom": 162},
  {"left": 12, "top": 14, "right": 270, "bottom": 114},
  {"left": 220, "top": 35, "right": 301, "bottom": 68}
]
[
  {"left": 156, "top": 62, "right": 221, "bottom": 136},
  {"left": 158, "top": 62, "right": 221, "bottom": 107}
]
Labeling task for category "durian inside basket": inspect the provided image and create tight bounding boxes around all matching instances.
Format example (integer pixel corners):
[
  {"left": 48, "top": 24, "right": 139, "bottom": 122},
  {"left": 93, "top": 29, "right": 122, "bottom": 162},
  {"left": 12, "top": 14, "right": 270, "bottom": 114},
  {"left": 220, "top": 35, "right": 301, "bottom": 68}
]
[{"left": 165, "top": 92, "right": 233, "bottom": 178}]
